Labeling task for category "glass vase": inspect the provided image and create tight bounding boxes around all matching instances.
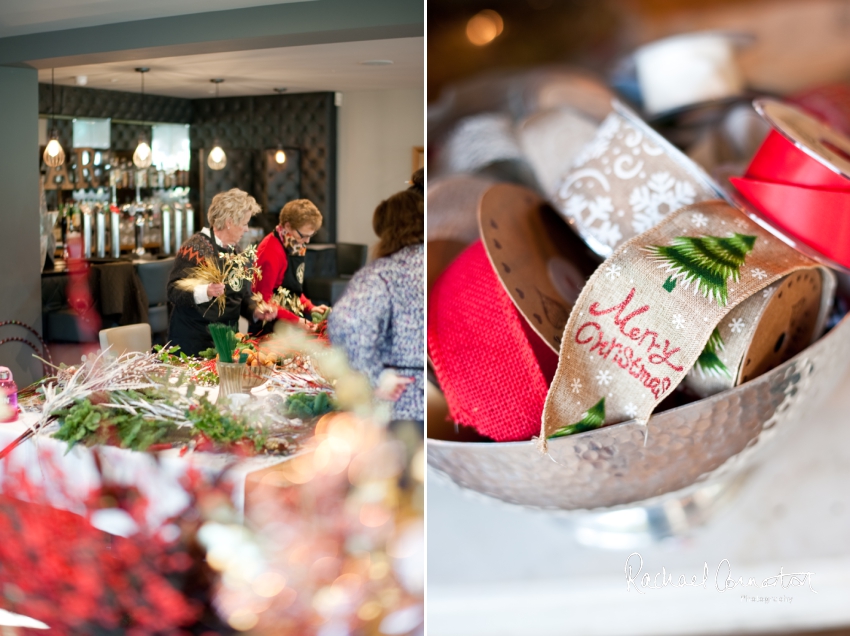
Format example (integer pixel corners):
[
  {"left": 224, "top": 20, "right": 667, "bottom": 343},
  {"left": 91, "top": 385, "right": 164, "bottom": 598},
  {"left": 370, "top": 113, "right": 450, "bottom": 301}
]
[{"left": 217, "top": 361, "right": 245, "bottom": 402}]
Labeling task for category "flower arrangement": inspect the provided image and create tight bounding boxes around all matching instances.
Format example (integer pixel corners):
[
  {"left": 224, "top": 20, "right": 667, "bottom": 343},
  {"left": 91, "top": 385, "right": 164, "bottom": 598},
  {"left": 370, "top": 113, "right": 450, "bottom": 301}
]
[{"left": 175, "top": 245, "right": 262, "bottom": 315}]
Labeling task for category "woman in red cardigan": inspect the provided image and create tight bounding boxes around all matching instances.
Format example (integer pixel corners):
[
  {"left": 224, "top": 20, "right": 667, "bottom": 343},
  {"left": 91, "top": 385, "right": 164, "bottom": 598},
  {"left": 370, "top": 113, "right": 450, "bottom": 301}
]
[{"left": 252, "top": 199, "right": 328, "bottom": 333}]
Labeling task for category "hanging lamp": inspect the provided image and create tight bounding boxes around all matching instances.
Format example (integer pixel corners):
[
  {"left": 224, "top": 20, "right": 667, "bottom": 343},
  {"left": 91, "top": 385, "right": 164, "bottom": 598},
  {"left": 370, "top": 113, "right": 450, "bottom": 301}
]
[
  {"left": 43, "top": 69, "right": 65, "bottom": 167},
  {"left": 132, "top": 67, "right": 152, "bottom": 169},
  {"left": 274, "top": 87, "right": 287, "bottom": 165},
  {"left": 207, "top": 79, "right": 227, "bottom": 170}
]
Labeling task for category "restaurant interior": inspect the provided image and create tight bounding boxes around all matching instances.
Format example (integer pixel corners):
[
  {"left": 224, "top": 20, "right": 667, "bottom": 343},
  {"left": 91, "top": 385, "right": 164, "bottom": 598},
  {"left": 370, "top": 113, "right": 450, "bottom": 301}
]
[{"left": 0, "top": 0, "right": 424, "bottom": 385}]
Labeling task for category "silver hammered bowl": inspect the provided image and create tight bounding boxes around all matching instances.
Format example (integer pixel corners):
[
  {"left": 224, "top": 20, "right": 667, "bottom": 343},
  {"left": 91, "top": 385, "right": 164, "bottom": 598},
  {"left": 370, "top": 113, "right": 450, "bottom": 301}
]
[{"left": 428, "top": 312, "right": 850, "bottom": 512}]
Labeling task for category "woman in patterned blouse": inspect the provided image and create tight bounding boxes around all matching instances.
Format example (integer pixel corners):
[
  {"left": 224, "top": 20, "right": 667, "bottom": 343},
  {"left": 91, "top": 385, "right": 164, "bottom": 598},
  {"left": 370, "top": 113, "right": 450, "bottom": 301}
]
[
  {"left": 328, "top": 188, "right": 424, "bottom": 422},
  {"left": 252, "top": 199, "right": 328, "bottom": 334}
]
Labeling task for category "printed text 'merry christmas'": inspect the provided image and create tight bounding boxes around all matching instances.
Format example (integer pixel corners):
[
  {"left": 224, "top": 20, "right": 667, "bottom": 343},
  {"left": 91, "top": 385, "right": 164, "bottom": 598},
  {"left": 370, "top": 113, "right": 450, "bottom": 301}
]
[{"left": 574, "top": 288, "right": 684, "bottom": 399}]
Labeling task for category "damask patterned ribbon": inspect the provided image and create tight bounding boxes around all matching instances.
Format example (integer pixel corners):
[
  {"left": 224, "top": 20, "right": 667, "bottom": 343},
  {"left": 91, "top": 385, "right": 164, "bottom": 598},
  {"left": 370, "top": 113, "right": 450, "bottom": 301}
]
[
  {"left": 540, "top": 200, "right": 833, "bottom": 447},
  {"left": 552, "top": 100, "right": 725, "bottom": 258},
  {"left": 729, "top": 99, "right": 850, "bottom": 270}
]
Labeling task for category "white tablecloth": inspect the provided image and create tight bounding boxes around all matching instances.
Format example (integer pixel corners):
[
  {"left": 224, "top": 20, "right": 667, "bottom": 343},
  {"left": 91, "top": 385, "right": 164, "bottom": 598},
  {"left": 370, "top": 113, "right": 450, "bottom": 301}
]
[{"left": 0, "top": 412, "right": 295, "bottom": 532}]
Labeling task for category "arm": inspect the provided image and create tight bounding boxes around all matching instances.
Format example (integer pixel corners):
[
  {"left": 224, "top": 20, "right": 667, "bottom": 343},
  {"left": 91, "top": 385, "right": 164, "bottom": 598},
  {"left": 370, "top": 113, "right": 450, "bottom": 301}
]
[
  {"left": 253, "top": 236, "right": 284, "bottom": 302},
  {"left": 327, "top": 270, "right": 389, "bottom": 386},
  {"left": 167, "top": 243, "right": 215, "bottom": 309}
]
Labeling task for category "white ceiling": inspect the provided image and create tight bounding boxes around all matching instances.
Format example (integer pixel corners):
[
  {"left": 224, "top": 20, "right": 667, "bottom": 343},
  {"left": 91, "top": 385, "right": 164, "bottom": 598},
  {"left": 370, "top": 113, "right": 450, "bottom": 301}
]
[
  {"left": 0, "top": 0, "right": 313, "bottom": 39},
  {"left": 37, "top": 37, "right": 424, "bottom": 98}
]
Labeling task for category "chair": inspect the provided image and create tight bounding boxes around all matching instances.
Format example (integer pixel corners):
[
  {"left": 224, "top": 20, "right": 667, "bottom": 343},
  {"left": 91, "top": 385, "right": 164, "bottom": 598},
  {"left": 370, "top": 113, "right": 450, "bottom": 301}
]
[
  {"left": 135, "top": 257, "right": 174, "bottom": 343},
  {"left": 99, "top": 324, "right": 152, "bottom": 356},
  {"left": 305, "top": 243, "right": 368, "bottom": 306}
]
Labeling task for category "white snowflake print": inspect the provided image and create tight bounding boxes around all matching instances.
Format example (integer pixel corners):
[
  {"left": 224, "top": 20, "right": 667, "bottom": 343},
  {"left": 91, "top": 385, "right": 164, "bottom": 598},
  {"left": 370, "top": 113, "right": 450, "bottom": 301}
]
[
  {"left": 751, "top": 268, "right": 768, "bottom": 280},
  {"left": 596, "top": 370, "right": 612, "bottom": 386},
  {"left": 729, "top": 317, "right": 746, "bottom": 334},
  {"left": 624, "top": 402, "right": 638, "bottom": 418},
  {"left": 630, "top": 172, "right": 697, "bottom": 233},
  {"left": 590, "top": 220, "right": 623, "bottom": 248},
  {"left": 671, "top": 314, "right": 685, "bottom": 330},
  {"left": 762, "top": 286, "right": 774, "bottom": 299},
  {"left": 691, "top": 212, "right": 708, "bottom": 228},
  {"left": 572, "top": 114, "right": 620, "bottom": 167},
  {"left": 605, "top": 264, "right": 622, "bottom": 280},
  {"left": 570, "top": 378, "right": 582, "bottom": 394},
  {"left": 585, "top": 196, "right": 614, "bottom": 225}
]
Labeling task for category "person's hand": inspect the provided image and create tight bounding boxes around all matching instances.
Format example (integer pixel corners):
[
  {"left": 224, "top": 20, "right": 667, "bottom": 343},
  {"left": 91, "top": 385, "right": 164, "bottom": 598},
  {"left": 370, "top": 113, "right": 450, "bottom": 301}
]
[
  {"left": 375, "top": 371, "right": 414, "bottom": 402},
  {"left": 313, "top": 304, "right": 329, "bottom": 314},
  {"left": 299, "top": 317, "right": 319, "bottom": 332},
  {"left": 207, "top": 283, "right": 225, "bottom": 298},
  {"left": 254, "top": 306, "right": 277, "bottom": 322}
]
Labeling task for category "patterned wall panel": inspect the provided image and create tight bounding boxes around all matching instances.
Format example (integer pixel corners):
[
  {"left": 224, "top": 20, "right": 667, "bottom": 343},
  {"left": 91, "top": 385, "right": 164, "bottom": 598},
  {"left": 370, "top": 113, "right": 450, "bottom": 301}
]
[
  {"left": 39, "top": 84, "right": 192, "bottom": 123},
  {"left": 190, "top": 93, "right": 336, "bottom": 242}
]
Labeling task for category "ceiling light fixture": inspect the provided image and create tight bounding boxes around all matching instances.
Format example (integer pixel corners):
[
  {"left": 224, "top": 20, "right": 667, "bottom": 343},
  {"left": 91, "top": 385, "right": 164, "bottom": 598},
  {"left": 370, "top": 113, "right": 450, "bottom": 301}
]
[
  {"left": 43, "top": 69, "right": 65, "bottom": 168},
  {"left": 274, "top": 87, "right": 286, "bottom": 165},
  {"left": 207, "top": 79, "right": 227, "bottom": 170},
  {"left": 132, "top": 67, "right": 152, "bottom": 169},
  {"left": 360, "top": 59, "right": 394, "bottom": 66}
]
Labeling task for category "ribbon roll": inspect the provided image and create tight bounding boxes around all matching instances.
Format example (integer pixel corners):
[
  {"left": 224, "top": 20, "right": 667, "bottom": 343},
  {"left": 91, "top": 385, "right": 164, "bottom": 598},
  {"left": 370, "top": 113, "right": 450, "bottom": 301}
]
[
  {"left": 634, "top": 31, "right": 749, "bottom": 117},
  {"left": 428, "top": 185, "right": 599, "bottom": 442},
  {"left": 553, "top": 100, "right": 725, "bottom": 258},
  {"left": 729, "top": 99, "right": 850, "bottom": 270},
  {"left": 791, "top": 83, "right": 850, "bottom": 138},
  {"left": 517, "top": 108, "right": 599, "bottom": 197},
  {"left": 541, "top": 200, "right": 834, "bottom": 445}
]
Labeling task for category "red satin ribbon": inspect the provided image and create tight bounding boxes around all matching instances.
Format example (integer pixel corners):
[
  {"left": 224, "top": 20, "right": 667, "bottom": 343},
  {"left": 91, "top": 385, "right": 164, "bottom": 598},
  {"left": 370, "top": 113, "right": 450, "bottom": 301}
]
[
  {"left": 730, "top": 129, "right": 850, "bottom": 269},
  {"left": 427, "top": 240, "right": 558, "bottom": 442}
]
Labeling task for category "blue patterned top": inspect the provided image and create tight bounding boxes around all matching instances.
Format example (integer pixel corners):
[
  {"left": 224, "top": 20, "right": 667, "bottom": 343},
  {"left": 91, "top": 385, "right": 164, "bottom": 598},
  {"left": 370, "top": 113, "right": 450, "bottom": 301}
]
[{"left": 328, "top": 244, "right": 424, "bottom": 421}]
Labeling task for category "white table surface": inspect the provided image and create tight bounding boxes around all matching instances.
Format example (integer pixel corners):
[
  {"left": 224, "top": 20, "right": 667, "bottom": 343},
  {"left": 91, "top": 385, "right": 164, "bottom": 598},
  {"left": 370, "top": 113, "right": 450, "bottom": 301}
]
[{"left": 427, "top": 367, "right": 850, "bottom": 636}]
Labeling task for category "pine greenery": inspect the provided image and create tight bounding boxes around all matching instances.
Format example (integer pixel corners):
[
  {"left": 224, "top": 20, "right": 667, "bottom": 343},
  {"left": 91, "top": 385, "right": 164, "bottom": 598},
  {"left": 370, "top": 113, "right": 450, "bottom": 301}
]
[
  {"left": 645, "top": 233, "right": 756, "bottom": 307},
  {"left": 550, "top": 397, "right": 606, "bottom": 438},
  {"left": 694, "top": 327, "right": 732, "bottom": 379}
]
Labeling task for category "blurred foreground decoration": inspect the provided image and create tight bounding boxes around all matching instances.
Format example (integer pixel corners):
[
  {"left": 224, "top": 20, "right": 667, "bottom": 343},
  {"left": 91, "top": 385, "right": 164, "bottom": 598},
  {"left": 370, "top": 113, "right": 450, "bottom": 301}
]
[{"left": 0, "top": 324, "right": 423, "bottom": 635}]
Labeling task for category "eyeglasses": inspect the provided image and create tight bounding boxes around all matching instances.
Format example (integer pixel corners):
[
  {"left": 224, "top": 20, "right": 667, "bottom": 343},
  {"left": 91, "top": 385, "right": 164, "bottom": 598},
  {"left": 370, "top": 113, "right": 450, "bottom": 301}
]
[{"left": 295, "top": 227, "right": 315, "bottom": 240}]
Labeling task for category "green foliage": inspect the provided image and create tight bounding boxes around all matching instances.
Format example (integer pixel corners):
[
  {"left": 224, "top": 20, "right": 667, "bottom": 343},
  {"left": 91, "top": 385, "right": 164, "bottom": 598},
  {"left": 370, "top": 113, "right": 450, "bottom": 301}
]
[
  {"left": 549, "top": 397, "right": 606, "bottom": 438},
  {"left": 186, "top": 396, "right": 266, "bottom": 451},
  {"left": 645, "top": 233, "right": 756, "bottom": 307},
  {"left": 285, "top": 392, "right": 336, "bottom": 419},
  {"left": 311, "top": 308, "right": 331, "bottom": 323},
  {"left": 53, "top": 397, "right": 175, "bottom": 452},
  {"left": 209, "top": 323, "right": 237, "bottom": 362},
  {"left": 694, "top": 327, "right": 732, "bottom": 379},
  {"left": 197, "top": 348, "right": 218, "bottom": 360}
]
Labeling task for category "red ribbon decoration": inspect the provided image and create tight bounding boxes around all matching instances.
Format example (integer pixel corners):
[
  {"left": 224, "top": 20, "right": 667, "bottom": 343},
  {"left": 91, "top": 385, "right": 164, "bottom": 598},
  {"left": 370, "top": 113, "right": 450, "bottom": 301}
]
[
  {"left": 730, "top": 129, "right": 850, "bottom": 269},
  {"left": 427, "top": 241, "right": 558, "bottom": 442}
]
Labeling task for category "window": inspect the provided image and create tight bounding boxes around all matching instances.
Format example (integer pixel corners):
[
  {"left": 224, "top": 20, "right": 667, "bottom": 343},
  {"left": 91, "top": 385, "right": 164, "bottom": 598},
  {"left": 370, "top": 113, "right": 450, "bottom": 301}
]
[
  {"left": 72, "top": 117, "right": 111, "bottom": 148},
  {"left": 152, "top": 123, "right": 190, "bottom": 171}
]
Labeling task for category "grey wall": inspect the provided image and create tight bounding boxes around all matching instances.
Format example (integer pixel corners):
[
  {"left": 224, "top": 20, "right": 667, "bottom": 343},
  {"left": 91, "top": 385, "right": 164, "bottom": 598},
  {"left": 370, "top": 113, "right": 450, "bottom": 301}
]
[{"left": 0, "top": 67, "right": 42, "bottom": 384}]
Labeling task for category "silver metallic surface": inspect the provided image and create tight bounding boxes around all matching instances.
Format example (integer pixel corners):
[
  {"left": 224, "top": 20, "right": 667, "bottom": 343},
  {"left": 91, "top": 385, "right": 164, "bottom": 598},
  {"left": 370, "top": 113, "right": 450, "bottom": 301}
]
[{"left": 428, "top": 313, "right": 850, "bottom": 511}]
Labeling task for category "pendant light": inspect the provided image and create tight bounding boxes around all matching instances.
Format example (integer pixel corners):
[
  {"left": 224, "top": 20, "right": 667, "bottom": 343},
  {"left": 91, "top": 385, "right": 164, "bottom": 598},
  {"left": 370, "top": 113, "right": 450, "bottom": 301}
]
[
  {"left": 207, "top": 79, "right": 227, "bottom": 170},
  {"left": 273, "top": 87, "right": 287, "bottom": 165},
  {"left": 43, "top": 69, "right": 65, "bottom": 167},
  {"left": 132, "top": 67, "right": 153, "bottom": 169}
]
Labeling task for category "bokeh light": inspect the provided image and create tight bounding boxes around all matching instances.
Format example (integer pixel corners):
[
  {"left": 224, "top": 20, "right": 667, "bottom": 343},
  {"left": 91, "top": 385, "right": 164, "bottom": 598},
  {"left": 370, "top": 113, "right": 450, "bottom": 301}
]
[{"left": 466, "top": 9, "right": 504, "bottom": 46}]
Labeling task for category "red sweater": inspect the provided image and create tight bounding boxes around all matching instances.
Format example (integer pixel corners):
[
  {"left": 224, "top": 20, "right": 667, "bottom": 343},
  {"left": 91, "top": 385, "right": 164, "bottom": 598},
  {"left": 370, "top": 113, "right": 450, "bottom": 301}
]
[{"left": 253, "top": 232, "right": 315, "bottom": 323}]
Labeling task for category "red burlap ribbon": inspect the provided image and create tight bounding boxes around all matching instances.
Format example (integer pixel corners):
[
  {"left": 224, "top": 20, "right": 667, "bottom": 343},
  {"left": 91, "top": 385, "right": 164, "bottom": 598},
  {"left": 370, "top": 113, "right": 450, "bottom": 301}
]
[{"left": 427, "top": 241, "right": 558, "bottom": 442}]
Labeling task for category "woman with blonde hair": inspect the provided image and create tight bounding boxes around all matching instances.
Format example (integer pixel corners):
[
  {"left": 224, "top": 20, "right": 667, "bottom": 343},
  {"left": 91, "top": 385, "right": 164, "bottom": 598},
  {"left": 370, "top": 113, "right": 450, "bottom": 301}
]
[
  {"left": 167, "top": 188, "right": 275, "bottom": 355},
  {"left": 252, "top": 198, "right": 328, "bottom": 332},
  {"left": 328, "top": 186, "right": 424, "bottom": 422}
]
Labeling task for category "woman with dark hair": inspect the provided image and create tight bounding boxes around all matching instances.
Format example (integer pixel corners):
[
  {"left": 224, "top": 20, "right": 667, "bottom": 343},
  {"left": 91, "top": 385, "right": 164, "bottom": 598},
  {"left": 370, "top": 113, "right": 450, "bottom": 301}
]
[{"left": 328, "top": 187, "right": 424, "bottom": 422}]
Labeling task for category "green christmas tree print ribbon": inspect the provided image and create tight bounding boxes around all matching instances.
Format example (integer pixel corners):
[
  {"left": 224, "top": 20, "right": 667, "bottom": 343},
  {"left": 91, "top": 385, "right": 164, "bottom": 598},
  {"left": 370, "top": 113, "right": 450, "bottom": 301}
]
[{"left": 539, "top": 200, "right": 834, "bottom": 448}]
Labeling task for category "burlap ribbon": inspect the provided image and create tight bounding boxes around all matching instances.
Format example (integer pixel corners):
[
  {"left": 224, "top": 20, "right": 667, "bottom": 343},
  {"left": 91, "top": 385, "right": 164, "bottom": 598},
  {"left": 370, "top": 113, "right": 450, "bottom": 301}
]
[
  {"left": 552, "top": 101, "right": 725, "bottom": 257},
  {"left": 540, "top": 200, "right": 833, "bottom": 446}
]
